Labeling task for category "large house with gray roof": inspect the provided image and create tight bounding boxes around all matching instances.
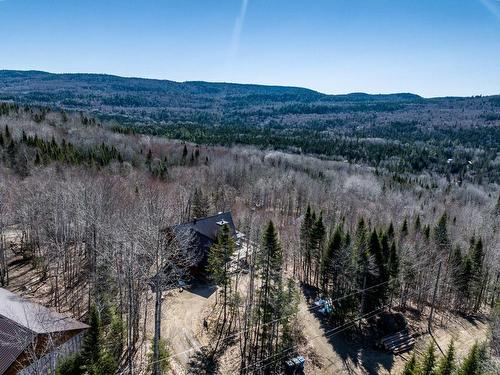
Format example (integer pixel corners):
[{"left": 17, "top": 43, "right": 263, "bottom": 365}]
[{"left": 173, "top": 211, "right": 240, "bottom": 271}]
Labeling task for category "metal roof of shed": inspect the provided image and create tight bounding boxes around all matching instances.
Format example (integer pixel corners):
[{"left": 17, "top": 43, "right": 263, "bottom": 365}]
[
  {"left": 0, "top": 288, "right": 88, "bottom": 334},
  {"left": 0, "top": 288, "right": 89, "bottom": 374}
]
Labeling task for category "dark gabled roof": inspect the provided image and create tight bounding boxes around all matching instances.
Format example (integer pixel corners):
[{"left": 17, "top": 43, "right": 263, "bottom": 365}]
[
  {"left": 174, "top": 212, "right": 236, "bottom": 242},
  {"left": 170, "top": 212, "right": 237, "bottom": 264},
  {"left": 0, "top": 288, "right": 89, "bottom": 374}
]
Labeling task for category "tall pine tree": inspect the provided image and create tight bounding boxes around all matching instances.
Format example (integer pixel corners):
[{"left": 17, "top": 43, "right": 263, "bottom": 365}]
[
  {"left": 436, "top": 341, "right": 455, "bottom": 375},
  {"left": 401, "top": 353, "right": 417, "bottom": 375},
  {"left": 419, "top": 342, "right": 436, "bottom": 375},
  {"left": 207, "top": 224, "right": 236, "bottom": 323},
  {"left": 257, "top": 221, "right": 283, "bottom": 365}
]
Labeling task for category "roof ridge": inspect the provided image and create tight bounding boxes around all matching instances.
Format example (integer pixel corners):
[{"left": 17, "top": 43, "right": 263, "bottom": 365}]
[
  {"left": 183, "top": 211, "right": 231, "bottom": 224},
  {"left": 0, "top": 288, "right": 89, "bottom": 333}
]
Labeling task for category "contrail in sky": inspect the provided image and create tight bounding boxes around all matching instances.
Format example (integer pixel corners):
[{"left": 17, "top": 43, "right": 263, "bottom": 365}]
[
  {"left": 212, "top": 0, "right": 250, "bottom": 124},
  {"left": 229, "top": 0, "right": 250, "bottom": 62}
]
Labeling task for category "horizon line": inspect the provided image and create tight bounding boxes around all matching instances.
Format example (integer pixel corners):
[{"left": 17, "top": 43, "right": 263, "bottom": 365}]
[{"left": 1, "top": 68, "right": 499, "bottom": 100}]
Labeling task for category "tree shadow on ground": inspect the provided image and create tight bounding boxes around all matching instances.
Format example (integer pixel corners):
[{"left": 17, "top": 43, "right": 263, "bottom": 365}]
[
  {"left": 301, "top": 284, "right": 396, "bottom": 375},
  {"left": 186, "top": 315, "right": 238, "bottom": 375},
  {"left": 187, "top": 347, "right": 220, "bottom": 375},
  {"left": 460, "top": 313, "right": 488, "bottom": 327},
  {"left": 187, "top": 282, "right": 217, "bottom": 299}
]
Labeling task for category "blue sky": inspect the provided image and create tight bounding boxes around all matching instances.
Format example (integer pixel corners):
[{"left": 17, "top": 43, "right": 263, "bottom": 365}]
[{"left": 0, "top": 0, "right": 499, "bottom": 97}]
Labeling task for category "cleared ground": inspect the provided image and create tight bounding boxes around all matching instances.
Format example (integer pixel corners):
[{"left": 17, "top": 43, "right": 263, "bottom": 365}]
[
  {"left": 160, "top": 284, "right": 217, "bottom": 373},
  {"left": 161, "top": 281, "right": 490, "bottom": 375}
]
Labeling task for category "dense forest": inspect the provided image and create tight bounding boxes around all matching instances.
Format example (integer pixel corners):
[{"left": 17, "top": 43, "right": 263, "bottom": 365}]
[
  {"left": 0, "top": 102, "right": 498, "bottom": 374},
  {"left": 1, "top": 71, "right": 499, "bottom": 183}
]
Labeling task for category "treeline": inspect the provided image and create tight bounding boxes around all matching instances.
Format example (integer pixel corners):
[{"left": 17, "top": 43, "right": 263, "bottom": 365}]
[
  {"left": 0, "top": 122, "right": 205, "bottom": 182},
  {"left": 293, "top": 206, "right": 494, "bottom": 323},
  {"left": 128, "top": 121, "right": 499, "bottom": 184},
  {"left": 295, "top": 206, "right": 399, "bottom": 323},
  {"left": 3, "top": 100, "right": 499, "bottom": 183},
  {"left": 0, "top": 125, "right": 122, "bottom": 175},
  {"left": 401, "top": 341, "right": 494, "bottom": 375}
]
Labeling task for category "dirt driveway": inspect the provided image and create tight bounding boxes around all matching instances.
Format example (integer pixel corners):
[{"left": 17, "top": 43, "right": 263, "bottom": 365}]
[
  {"left": 162, "top": 283, "right": 217, "bottom": 372},
  {"left": 298, "top": 296, "right": 355, "bottom": 374},
  {"left": 299, "top": 301, "right": 490, "bottom": 375},
  {"left": 159, "top": 275, "right": 489, "bottom": 375}
]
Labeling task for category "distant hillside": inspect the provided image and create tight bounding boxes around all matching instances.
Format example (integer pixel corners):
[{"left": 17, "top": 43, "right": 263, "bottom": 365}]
[
  {"left": 0, "top": 70, "right": 499, "bottom": 182},
  {"left": 0, "top": 70, "right": 427, "bottom": 121},
  {"left": 0, "top": 70, "right": 420, "bottom": 101}
]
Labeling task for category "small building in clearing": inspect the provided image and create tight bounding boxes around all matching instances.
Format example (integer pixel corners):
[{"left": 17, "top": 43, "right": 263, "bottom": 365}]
[{"left": 0, "top": 288, "right": 88, "bottom": 375}]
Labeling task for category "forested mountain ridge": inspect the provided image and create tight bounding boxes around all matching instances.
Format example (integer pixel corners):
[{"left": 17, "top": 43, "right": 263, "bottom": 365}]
[
  {"left": 0, "top": 70, "right": 420, "bottom": 103},
  {"left": 1, "top": 70, "right": 499, "bottom": 183}
]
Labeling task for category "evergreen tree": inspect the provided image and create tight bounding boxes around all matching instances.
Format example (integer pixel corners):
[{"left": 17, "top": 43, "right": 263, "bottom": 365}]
[
  {"left": 380, "top": 232, "right": 390, "bottom": 266},
  {"left": 387, "top": 222, "right": 395, "bottom": 240},
  {"left": 95, "top": 352, "right": 118, "bottom": 375},
  {"left": 470, "top": 238, "right": 486, "bottom": 311},
  {"left": 7, "top": 140, "right": 16, "bottom": 165},
  {"left": 355, "top": 218, "right": 370, "bottom": 312},
  {"left": 207, "top": 224, "right": 236, "bottom": 323},
  {"left": 367, "top": 230, "right": 388, "bottom": 307},
  {"left": 450, "top": 246, "right": 465, "bottom": 308},
  {"left": 258, "top": 221, "right": 283, "bottom": 287},
  {"left": 320, "top": 226, "right": 342, "bottom": 291},
  {"left": 256, "top": 221, "right": 283, "bottom": 362},
  {"left": 400, "top": 218, "right": 409, "bottom": 237},
  {"left": 419, "top": 342, "right": 436, "bottom": 375},
  {"left": 300, "top": 205, "right": 314, "bottom": 283},
  {"left": 81, "top": 304, "right": 101, "bottom": 367},
  {"left": 369, "top": 230, "right": 385, "bottom": 276},
  {"left": 460, "top": 256, "right": 474, "bottom": 311},
  {"left": 191, "top": 188, "right": 209, "bottom": 219},
  {"left": 457, "top": 342, "right": 487, "bottom": 375},
  {"left": 388, "top": 242, "right": 399, "bottom": 279},
  {"left": 34, "top": 151, "right": 41, "bottom": 165},
  {"left": 434, "top": 213, "right": 451, "bottom": 254},
  {"left": 108, "top": 308, "right": 124, "bottom": 365},
  {"left": 355, "top": 218, "right": 368, "bottom": 262},
  {"left": 402, "top": 353, "right": 417, "bottom": 375},
  {"left": 182, "top": 144, "right": 188, "bottom": 162},
  {"left": 147, "top": 338, "right": 170, "bottom": 374},
  {"left": 279, "top": 278, "right": 300, "bottom": 349},
  {"left": 470, "top": 238, "right": 484, "bottom": 284},
  {"left": 146, "top": 149, "right": 153, "bottom": 170},
  {"left": 423, "top": 225, "right": 431, "bottom": 240},
  {"left": 79, "top": 305, "right": 122, "bottom": 375},
  {"left": 436, "top": 341, "right": 455, "bottom": 375},
  {"left": 310, "top": 212, "right": 326, "bottom": 286},
  {"left": 55, "top": 354, "right": 83, "bottom": 375},
  {"left": 450, "top": 246, "right": 463, "bottom": 278},
  {"left": 414, "top": 214, "right": 421, "bottom": 232}
]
